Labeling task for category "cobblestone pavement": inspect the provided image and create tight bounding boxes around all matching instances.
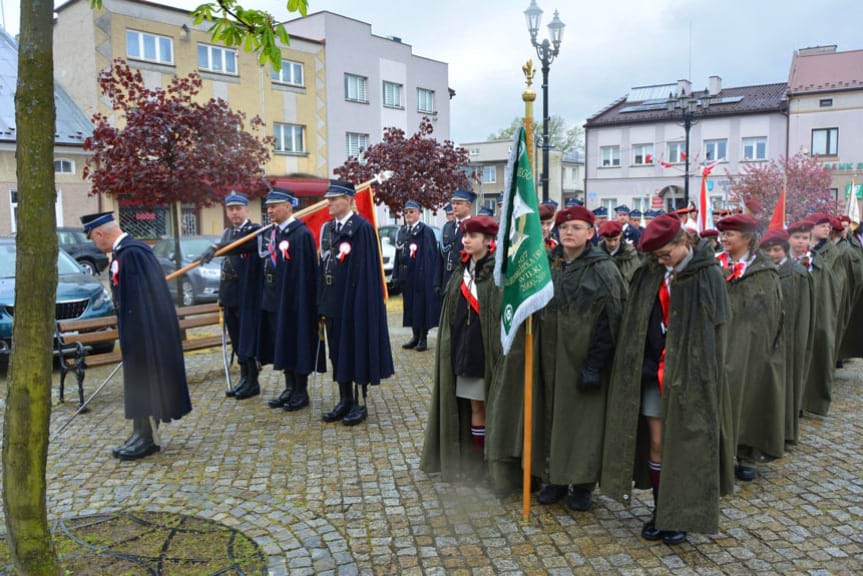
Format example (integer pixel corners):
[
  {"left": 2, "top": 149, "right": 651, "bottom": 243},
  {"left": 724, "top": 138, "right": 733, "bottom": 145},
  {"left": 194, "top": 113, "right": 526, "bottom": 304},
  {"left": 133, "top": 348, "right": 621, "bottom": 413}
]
[{"left": 1, "top": 297, "right": 863, "bottom": 574}]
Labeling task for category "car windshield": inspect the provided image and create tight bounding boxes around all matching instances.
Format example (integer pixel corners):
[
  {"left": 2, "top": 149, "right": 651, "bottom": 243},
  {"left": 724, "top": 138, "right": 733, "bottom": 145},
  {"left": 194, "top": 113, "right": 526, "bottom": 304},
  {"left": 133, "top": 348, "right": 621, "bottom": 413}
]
[
  {"left": 0, "top": 244, "right": 82, "bottom": 278},
  {"left": 181, "top": 239, "right": 217, "bottom": 260}
]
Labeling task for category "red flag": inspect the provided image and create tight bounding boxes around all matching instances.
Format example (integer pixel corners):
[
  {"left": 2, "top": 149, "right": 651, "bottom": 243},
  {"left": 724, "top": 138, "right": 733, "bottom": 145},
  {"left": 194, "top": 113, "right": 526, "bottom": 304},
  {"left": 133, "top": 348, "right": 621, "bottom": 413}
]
[
  {"left": 680, "top": 151, "right": 687, "bottom": 161},
  {"left": 299, "top": 200, "right": 331, "bottom": 248},
  {"left": 660, "top": 161, "right": 673, "bottom": 169},
  {"left": 645, "top": 153, "right": 653, "bottom": 164},
  {"left": 768, "top": 188, "right": 786, "bottom": 230}
]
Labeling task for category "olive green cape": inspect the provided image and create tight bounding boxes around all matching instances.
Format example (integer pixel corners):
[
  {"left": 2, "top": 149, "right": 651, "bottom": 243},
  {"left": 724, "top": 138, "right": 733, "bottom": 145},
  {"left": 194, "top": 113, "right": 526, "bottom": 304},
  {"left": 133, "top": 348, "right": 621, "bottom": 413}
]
[
  {"left": 420, "top": 254, "right": 502, "bottom": 481},
  {"left": 834, "top": 238, "right": 863, "bottom": 362},
  {"left": 778, "top": 259, "right": 815, "bottom": 445},
  {"left": 601, "top": 242, "right": 735, "bottom": 535},
  {"left": 602, "top": 241, "right": 640, "bottom": 284},
  {"left": 803, "top": 240, "right": 841, "bottom": 415},
  {"left": 840, "top": 234, "right": 863, "bottom": 359}
]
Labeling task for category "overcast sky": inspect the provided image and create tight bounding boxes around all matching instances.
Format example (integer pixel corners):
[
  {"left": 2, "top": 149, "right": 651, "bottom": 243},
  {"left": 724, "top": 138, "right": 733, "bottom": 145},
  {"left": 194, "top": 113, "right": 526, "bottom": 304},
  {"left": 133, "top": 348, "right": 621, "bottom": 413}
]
[{"left": 6, "top": 0, "right": 861, "bottom": 143}]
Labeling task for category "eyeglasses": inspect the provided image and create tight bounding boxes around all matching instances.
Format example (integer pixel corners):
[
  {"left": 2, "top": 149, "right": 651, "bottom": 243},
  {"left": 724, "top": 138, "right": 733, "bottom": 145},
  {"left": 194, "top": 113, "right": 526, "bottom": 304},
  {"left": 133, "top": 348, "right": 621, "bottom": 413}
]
[
  {"left": 653, "top": 247, "right": 676, "bottom": 260},
  {"left": 559, "top": 224, "right": 592, "bottom": 233}
]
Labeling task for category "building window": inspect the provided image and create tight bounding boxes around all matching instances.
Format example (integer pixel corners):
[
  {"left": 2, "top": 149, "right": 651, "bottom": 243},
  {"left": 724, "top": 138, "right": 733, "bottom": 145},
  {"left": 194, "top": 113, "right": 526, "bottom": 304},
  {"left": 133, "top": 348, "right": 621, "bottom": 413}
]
[
  {"left": 274, "top": 123, "right": 305, "bottom": 153},
  {"left": 704, "top": 139, "right": 728, "bottom": 162},
  {"left": 481, "top": 166, "right": 496, "bottom": 184},
  {"left": 742, "top": 137, "right": 767, "bottom": 161},
  {"left": 667, "top": 142, "right": 687, "bottom": 164},
  {"left": 601, "top": 198, "right": 617, "bottom": 212},
  {"left": 632, "top": 143, "right": 653, "bottom": 165},
  {"left": 11, "top": 189, "right": 64, "bottom": 233},
  {"left": 197, "top": 44, "right": 237, "bottom": 75},
  {"left": 271, "top": 60, "right": 304, "bottom": 86},
  {"left": 600, "top": 146, "right": 620, "bottom": 167},
  {"left": 126, "top": 30, "right": 173, "bottom": 65},
  {"left": 54, "top": 159, "right": 75, "bottom": 174},
  {"left": 345, "top": 74, "right": 368, "bottom": 103},
  {"left": 469, "top": 148, "right": 480, "bottom": 157},
  {"left": 819, "top": 98, "right": 833, "bottom": 108},
  {"left": 346, "top": 132, "right": 369, "bottom": 158},
  {"left": 812, "top": 128, "right": 839, "bottom": 156},
  {"left": 417, "top": 88, "right": 435, "bottom": 114},
  {"left": 383, "top": 81, "right": 403, "bottom": 108}
]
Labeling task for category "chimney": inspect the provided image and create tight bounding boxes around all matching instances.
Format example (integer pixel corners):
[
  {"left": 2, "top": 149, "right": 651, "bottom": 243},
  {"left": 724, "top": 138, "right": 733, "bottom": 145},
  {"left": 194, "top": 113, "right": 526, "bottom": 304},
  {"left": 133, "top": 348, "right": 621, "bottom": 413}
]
[
  {"left": 676, "top": 79, "right": 692, "bottom": 97},
  {"left": 708, "top": 75, "right": 722, "bottom": 96}
]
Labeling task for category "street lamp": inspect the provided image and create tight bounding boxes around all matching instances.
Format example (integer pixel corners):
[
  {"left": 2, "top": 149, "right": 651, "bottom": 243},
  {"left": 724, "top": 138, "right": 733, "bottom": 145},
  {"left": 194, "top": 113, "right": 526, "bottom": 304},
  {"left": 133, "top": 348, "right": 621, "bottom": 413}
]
[
  {"left": 666, "top": 88, "right": 714, "bottom": 208},
  {"left": 524, "top": 1, "right": 564, "bottom": 203}
]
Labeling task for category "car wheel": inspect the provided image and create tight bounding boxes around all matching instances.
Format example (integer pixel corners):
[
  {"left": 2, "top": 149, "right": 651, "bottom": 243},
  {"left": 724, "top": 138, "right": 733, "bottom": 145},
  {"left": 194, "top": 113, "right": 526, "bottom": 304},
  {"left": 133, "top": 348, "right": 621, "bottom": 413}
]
[
  {"left": 79, "top": 259, "right": 97, "bottom": 276},
  {"left": 182, "top": 280, "right": 195, "bottom": 307}
]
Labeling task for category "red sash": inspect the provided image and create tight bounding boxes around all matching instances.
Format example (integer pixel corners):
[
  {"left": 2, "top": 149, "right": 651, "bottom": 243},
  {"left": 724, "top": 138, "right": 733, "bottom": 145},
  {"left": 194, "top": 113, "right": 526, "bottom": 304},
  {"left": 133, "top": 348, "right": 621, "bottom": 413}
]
[
  {"left": 657, "top": 277, "right": 670, "bottom": 395},
  {"left": 460, "top": 268, "right": 480, "bottom": 315}
]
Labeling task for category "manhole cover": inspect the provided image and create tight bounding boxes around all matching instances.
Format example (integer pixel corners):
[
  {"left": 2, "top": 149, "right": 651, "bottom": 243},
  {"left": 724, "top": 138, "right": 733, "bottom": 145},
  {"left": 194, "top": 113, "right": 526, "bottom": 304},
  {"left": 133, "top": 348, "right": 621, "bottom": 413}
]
[{"left": 1, "top": 511, "right": 267, "bottom": 575}]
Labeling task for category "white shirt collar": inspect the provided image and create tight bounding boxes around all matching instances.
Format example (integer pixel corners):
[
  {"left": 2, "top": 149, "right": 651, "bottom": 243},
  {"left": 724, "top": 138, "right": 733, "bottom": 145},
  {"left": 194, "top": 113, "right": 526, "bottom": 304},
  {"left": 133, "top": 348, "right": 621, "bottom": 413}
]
[
  {"left": 112, "top": 232, "right": 129, "bottom": 252},
  {"left": 279, "top": 216, "right": 295, "bottom": 231},
  {"left": 336, "top": 212, "right": 353, "bottom": 227}
]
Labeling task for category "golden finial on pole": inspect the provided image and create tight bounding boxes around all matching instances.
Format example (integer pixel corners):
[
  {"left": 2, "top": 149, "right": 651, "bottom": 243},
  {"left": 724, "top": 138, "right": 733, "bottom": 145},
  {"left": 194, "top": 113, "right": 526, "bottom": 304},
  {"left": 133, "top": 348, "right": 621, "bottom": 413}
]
[{"left": 522, "top": 60, "right": 536, "bottom": 174}]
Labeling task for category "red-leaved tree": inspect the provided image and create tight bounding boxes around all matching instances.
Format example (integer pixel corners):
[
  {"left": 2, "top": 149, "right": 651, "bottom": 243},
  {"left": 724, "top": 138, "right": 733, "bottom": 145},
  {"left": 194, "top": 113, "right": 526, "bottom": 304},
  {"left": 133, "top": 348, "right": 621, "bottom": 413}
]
[
  {"left": 333, "top": 118, "right": 470, "bottom": 216},
  {"left": 728, "top": 153, "right": 834, "bottom": 225},
  {"left": 84, "top": 59, "right": 272, "bottom": 302}
]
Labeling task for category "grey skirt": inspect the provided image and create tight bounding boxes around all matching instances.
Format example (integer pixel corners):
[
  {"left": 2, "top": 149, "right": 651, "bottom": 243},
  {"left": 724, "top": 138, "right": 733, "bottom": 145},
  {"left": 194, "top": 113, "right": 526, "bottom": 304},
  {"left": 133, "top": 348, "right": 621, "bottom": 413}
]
[
  {"left": 456, "top": 376, "right": 485, "bottom": 401},
  {"left": 641, "top": 379, "right": 664, "bottom": 418}
]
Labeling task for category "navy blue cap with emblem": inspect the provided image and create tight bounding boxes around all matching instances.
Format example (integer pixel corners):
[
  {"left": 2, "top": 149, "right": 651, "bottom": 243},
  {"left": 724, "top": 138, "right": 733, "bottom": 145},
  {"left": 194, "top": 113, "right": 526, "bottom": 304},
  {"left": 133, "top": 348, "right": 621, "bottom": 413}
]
[
  {"left": 324, "top": 180, "right": 356, "bottom": 198},
  {"left": 593, "top": 206, "right": 609, "bottom": 217},
  {"left": 451, "top": 189, "right": 477, "bottom": 203},
  {"left": 404, "top": 200, "right": 423, "bottom": 211},
  {"left": 265, "top": 188, "right": 299, "bottom": 207},
  {"left": 614, "top": 204, "right": 631, "bottom": 214},
  {"left": 224, "top": 192, "right": 249, "bottom": 206},
  {"left": 80, "top": 211, "right": 114, "bottom": 237},
  {"left": 443, "top": 203, "right": 453, "bottom": 214},
  {"left": 478, "top": 207, "right": 494, "bottom": 216},
  {"left": 630, "top": 209, "right": 642, "bottom": 218},
  {"left": 565, "top": 198, "right": 583, "bottom": 208},
  {"left": 542, "top": 199, "right": 559, "bottom": 209}
]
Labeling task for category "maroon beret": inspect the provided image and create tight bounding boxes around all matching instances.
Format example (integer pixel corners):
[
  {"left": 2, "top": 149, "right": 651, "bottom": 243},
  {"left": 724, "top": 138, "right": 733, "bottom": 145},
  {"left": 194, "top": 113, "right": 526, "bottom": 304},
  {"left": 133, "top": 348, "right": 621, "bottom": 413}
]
[
  {"left": 840, "top": 214, "right": 851, "bottom": 224},
  {"left": 787, "top": 220, "right": 813, "bottom": 234},
  {"left": 760, "top": 229, "right": 789, "bottom": 249},
  {"left": 462, "top": 215, "right": 499, "bottom": 237},
  {"left": 598, "top": 220, "right": 623, "bottom": 238},
  {"left": 830, "top": 217, "right": 844, "bottom": 232},
  {"left": 807, "top": 212, "right": 831, "bottom": 225},
  {"left": 700, "top": 228, "right": 719, "bottom": 238},
  {"left": 555, "top": 206, "right": 595, "bottom": 227},
  {"left": 639, "top": 214, "right": 681, "bottom": 252},
  {"left": 716, "top": 214, "right": 760, "bottom": 233},
  {"left": 745, "top": 198, "right": 763, "bottom": 216},
  {"left": 538, "top": 204, "right": 555, "bottom": 221}
]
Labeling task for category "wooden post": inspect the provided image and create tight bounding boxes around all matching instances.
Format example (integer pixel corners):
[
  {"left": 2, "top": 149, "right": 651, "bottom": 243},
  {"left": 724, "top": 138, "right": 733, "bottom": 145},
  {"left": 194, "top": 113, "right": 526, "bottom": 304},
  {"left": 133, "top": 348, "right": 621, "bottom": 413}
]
[{"left": 521, "top": 59, "right": 537, "bottom": 524}]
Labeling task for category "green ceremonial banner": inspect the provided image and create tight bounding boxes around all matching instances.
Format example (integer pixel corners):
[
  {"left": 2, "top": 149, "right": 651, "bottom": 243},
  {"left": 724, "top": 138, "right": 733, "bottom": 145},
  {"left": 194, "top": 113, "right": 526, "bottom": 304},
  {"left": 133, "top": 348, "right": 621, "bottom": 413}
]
[{"left": 494, "top": 127, "right": 554, "bottom": 354}]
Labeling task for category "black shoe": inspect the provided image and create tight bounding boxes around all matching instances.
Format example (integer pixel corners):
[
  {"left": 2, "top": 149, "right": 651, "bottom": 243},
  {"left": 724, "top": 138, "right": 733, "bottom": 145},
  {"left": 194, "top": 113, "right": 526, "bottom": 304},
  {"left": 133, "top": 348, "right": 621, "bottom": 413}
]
[
  {"left": 537, "top": 484, "right": 568, "bottom": 505},
  {"left": 735, "top": 464, "right": 758, "bottom": 482},
  {"left": 415, "top": 335, "right": 428, "bottom": 352},
  {"left": 402, "top": 335, "right": 419, "bottom": 349},
  {"left": 268, "top": 372, "right": 293, "bottom": 408},
  {"left": 641, "top": 516, "right": 663, "bottom": 541},
  {"left": 229, "top": 362, "right": 248, "bottom": 398},
  {"left": 342, "top": 403, "right": 368, "bottom": 426},
  {"left": 234, "top": 381, "right": 260, "bottom": 400},
  {"left": 117, "top": 441, "right": 160, "bottom": 461},
  {"left": 565, "top": 486, "right": 593, "bottom": 512},
  {"left": 322, "top": 400, "right": 352, "bottom": 422},
  {"left": 662, "top": 531, "right": 688, "bottom": 545},
  {"left": 115, "top": 418, "right": 160, "bottom": 461},
  {"left": 284, "top": 375, "right": 309, "bottom": 412},
  {"left": 225, "top": 387, "right": 236, "bottom": 398}
]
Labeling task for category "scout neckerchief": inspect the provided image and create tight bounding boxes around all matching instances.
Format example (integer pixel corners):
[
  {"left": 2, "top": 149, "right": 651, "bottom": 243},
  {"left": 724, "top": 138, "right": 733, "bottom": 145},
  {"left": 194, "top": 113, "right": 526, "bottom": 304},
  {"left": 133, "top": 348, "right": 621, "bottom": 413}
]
[
  {"left": 656, "top": 269, "right": 671, "bottom": 395},
  {"left": 795, "top": 250, "right": 813, "bottom": 272},
  {"left": 717, "top": 251, "right": 754, "bottom": 282},
  {"left": 545, "top": 237, "right": 558, "bottom": 250}
]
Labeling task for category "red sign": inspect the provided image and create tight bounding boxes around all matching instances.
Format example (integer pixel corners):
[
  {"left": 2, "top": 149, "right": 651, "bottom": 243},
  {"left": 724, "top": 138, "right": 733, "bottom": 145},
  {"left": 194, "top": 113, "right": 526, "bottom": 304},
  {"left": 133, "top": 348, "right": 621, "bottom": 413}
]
[{"left": 135, "top": 212, "right": 156, "bottom": 221}]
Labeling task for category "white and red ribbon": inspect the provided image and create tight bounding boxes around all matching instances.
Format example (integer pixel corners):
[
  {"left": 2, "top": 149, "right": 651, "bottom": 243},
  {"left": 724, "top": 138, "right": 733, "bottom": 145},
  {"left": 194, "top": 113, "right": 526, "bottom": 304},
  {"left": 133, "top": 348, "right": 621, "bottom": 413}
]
[
  {"left": 279, "top": 240, "right": 290, "bottom": 261},
  {"left": 460, "top": 266, "right": 479, "bottom": 314},
  {"left": 338, "top": 241, "right": 352, "bottom": 264},
  {"left": 110, "top": 260, "right": 119, "bottom": 287},
  {"left": 409, "top": 242, "right": 418, "bottom": 259}
]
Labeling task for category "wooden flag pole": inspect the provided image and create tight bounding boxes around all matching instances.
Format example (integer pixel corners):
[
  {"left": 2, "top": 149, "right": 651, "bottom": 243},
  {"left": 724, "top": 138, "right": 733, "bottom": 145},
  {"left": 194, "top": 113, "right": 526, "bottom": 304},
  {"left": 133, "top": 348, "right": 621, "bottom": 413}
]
[
  {"left": 521, "top": 60, "right": 537, "bottom": 523},
  {"left": 165, "top": 172, "right": 392, "bottom": 282}
]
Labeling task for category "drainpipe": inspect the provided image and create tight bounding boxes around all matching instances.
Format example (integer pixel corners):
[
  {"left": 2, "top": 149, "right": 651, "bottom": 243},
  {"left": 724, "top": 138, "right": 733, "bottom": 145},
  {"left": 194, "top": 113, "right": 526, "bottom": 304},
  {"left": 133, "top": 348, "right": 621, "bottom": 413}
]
[{"left": 583, "top": 126, "right": 589, "bottom": 205}]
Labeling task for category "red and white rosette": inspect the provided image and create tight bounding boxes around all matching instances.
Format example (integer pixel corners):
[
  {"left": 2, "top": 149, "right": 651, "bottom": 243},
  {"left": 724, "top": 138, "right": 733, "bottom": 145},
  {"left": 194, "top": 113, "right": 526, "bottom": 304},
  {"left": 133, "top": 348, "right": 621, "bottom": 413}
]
[
  {"left": 409, "top": 242, "right": 418, "bottom": 259},
  {"left": 110, "top": 260, "right": 120, "bottom": 287},
  {"left": 338, "top": 241, "right": 352, "bottom": 263},
  {"left": 279, "top": 240, "right": 290, "bottom": 261}
]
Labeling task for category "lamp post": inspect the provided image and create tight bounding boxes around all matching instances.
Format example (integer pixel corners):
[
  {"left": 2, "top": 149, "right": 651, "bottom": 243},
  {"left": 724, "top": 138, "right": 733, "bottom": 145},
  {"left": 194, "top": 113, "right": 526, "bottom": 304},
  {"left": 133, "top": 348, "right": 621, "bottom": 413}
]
[
  {"left": 524, "top": 1, "right": 564, "bottom": 203},
  {"left": 666, "top": 90, "right": 713, "bottom": 208}
]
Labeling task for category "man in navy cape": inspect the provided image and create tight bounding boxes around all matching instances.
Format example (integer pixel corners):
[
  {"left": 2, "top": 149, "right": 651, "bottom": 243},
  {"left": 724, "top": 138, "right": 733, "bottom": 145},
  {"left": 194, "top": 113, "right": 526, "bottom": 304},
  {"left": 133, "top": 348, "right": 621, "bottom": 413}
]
[
  {"left": 82, "top": 211, "right": 191, "bottom": 461},
  {"left": 199, "top": 192, "right": 263, "bottom": 399},
  {"left": 257, "top": 188, "right": 320, "bottom": 411},
  {"left": 393, "top": 199, "right": 441, "bottom": 352},
  {"left": 436, "top": 189, "right": 476, "bottom": 293},
  {"left": 319, "top": 180, "right": 394, "bottom": 426}
]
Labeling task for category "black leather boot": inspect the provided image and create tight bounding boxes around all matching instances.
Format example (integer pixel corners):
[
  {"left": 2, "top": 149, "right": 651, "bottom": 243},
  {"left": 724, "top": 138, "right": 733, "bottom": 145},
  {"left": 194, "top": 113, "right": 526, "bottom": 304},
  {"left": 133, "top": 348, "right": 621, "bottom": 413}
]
[
  {"left": 228, "top": 362, "right": 248, "bottom": 397},
  {"left": 116, "top": 418, "right": 160, "bottom": 461},
  {"left": 323, "top": 381, "right": 352, "bottom": 422},
  {"left": 268, "top": 371, "right": 293, "bottom": 408},
  {"left": 415, "top": 331, "right": 428, "bottom": 352},
  {"left": 565, "top": 485, "right": 593, "bottom": 512},
  {"left": 342, "top": 383, "right": 368, "bottom": 426},
  {"left": 235, "top": 361, "right": 260, "bottom": 399},
  {"left": 537, "top": 484, "right": 568, "bottom": 505},
  {"left": 642, "top": 485, "right": 663, "bottom": 541},
  {"left": 402, "top": 328, "right": 419, "bottom": 349},
  {"left": 284, "top": 373, "right": 310, "bottom": 412}
]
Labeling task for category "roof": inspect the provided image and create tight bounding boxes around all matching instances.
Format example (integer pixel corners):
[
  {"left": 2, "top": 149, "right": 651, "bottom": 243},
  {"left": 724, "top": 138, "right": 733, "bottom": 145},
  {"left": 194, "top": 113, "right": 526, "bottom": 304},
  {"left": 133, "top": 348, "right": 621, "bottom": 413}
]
[
  {"left": 585, "top": 82, "right": 788, "bottom": 128},
  {"left": 788, "top": 47, "right": 863, "bottom": 94},
  {"left": 0, "top": 29, "right": 92, "bottom": 145}
]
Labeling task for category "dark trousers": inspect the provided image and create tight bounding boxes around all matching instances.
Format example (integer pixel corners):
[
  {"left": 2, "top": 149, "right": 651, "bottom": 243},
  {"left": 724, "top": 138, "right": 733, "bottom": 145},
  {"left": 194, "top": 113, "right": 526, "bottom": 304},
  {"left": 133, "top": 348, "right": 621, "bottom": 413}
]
[
  {"left": 224, "top": 305, "right": 242, "bottom": 360},
  {"left": 325, "top": 317, "right": 342, "bottom": 380}
]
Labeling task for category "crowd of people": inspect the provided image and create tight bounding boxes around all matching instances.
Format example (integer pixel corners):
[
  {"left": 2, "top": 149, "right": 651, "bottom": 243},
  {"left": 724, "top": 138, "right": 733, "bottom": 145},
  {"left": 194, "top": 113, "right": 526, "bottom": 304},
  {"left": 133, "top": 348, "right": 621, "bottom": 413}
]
[{"left": 421, "top": 191, "right": 863, "bottom": 546}]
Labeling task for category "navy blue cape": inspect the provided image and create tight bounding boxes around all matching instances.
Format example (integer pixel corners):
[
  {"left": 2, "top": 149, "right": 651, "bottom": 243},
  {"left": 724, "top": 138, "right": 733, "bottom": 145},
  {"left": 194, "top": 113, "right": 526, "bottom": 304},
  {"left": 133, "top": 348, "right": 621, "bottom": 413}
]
[
  {"left": 393, "top": 222, "right": 441, "bottom": 332},
  {"left": 218, "top": 222, "right": 263, "bottom": 361}
]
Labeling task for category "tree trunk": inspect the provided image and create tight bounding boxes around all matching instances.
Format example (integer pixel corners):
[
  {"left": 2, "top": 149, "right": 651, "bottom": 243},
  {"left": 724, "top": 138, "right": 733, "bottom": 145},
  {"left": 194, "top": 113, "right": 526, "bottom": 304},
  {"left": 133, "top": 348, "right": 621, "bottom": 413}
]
[
  {"left": 2, "top": 0, "right": 63, "bottom": 572},
  {"left": 171, "top": 201, "right": 184, "bottom": 307}
]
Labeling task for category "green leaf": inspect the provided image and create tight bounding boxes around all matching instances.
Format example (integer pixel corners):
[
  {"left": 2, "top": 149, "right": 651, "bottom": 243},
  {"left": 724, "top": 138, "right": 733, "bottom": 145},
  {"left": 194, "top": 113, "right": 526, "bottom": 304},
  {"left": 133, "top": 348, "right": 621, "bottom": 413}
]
[{"left": 90, "top": 0, "right": 103, "bottom": 8}]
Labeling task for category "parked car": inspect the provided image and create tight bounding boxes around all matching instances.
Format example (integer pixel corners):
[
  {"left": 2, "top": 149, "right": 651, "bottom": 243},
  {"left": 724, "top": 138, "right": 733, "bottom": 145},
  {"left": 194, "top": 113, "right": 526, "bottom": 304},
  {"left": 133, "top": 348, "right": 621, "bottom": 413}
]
[
  {"left": 153, "top": 236, "right": 223, "bottom": 306},
  {"left": 378, "top": 224, "right": 442, "bottom": 291},
  {"left": 0, "top": 239, "right": 115, "bottom": 354},
  {"left": 57, "top": 227, "right": 109, "bottom": 275}
]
